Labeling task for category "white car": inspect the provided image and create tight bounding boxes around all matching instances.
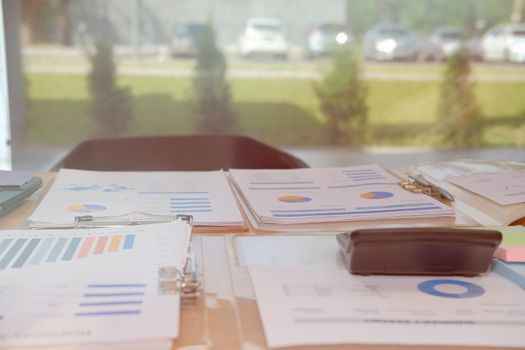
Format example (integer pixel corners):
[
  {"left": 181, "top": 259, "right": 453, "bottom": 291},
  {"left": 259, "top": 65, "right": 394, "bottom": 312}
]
[
  {"left": 481, "top": 24, "right": 525, "bottom": 63},
  {"left": 239, "top": 18, "right": 289, "bottom": 59}
]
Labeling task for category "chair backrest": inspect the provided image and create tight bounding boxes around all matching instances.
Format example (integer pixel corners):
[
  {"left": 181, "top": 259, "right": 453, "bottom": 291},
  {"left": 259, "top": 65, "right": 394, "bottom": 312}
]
[{"left": 52, "top": 135, "right": 309, "bottom": 171}]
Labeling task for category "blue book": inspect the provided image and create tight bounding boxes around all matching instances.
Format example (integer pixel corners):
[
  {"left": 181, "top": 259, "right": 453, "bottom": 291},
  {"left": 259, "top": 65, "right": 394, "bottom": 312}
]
[{"left": 492, "top": 259, "right": 525, "bottom": 289}]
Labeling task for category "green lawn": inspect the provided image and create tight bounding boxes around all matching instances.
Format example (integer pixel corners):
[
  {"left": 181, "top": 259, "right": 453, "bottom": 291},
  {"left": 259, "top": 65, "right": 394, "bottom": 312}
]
[{"left": 26, "top": 72, "right": 525, "bottom": 147}]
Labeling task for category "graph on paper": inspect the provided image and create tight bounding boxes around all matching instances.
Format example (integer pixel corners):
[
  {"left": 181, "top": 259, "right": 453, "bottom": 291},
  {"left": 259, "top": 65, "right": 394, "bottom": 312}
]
[
  {"left": 0, "top": 233, "right": 135, "bottom": 270},
  {"left": 0, "top": 222, "right": 191, "bottom": 347},
  {"left": 28, "top": 169, "right": 245, "bottom": 228},
  {"left": 230, "top": 165, "right": 455, "bottom": 225}
]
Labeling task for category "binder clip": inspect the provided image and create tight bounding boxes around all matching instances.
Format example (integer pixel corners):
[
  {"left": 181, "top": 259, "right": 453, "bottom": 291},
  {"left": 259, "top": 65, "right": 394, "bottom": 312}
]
[
  {"left": 158, "top": 253, "right": 199, "bottom": 301},
  {"left": 399, "top": 174, "right": 455, "bottom": 202}
]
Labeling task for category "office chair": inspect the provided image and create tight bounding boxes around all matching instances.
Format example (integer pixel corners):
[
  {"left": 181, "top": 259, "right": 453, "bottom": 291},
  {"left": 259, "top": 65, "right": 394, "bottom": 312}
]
[{"left": 51, "top": 135, "right": 309, "bottom": 171}]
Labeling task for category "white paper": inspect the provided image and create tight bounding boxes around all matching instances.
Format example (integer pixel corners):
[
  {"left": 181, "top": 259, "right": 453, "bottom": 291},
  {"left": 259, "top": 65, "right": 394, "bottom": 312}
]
[
  {"left": 29, "top": 169, "right": 244, "bottom": 227},
  {"left": 230, "top": 165, "right": 454, "bottom": 225},
  {"left": 0, "top": 221, "right": 191, "bottom": 347},
  {"left": 447, "top": 171, "right": 525, "bottom": 205},
  {"left": 416, "top": 160, "right": 509, "bottom": 181},
  {"left": 249, "top": 265, "right": 525, "bottom": 348},
  {"left": 235, "top": 235, "right": 343, "bottom": 268}
]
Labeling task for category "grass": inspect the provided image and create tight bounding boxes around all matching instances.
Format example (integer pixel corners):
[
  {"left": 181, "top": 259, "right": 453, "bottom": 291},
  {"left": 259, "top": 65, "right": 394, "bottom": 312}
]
[{"left": 25, "top": 72, "right": 525, "bottom": 147}]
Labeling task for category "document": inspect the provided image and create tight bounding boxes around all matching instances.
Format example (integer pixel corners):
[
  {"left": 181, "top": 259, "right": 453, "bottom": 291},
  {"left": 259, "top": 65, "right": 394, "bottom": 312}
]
[
  {"left": 249, "top": 265, "right": 525, "bottom": 348},
  {"left": 0, "top": 221, "right": 191, "bottom": 347},
  {"left": 397, "top": 159, "right": 525, "bottom": 225},
  {"left": 447, "top": 171, "right": 525, "bottom": 206},
  {"left": 29, "top": 169, "right": 245, "bottom": 231},
  {"left": 230, "top": 165, "right": 454, "bottom": 227}
]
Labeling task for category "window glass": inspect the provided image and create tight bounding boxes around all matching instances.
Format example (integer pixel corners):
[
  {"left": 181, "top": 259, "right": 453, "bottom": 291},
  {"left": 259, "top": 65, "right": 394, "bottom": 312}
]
[{"left": 11, "top": 0, "right": 525, "bottom": 169}]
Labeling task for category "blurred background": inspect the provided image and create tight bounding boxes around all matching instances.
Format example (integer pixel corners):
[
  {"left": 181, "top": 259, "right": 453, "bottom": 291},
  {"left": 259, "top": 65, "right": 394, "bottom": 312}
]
[{"left": 1, "top": 0, "right": 525, "bottom": 170}]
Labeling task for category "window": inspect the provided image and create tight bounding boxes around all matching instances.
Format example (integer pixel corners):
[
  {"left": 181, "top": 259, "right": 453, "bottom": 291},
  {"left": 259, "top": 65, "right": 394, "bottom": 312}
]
[{"left": 6, "top": 0, "right": 525, "bottom": 169}]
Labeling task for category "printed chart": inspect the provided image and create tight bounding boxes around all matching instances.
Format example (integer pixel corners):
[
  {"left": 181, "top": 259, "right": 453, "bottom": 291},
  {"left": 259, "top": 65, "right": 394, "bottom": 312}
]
[
  {"left": 0, "top": 233, "right": 135, "bottom": 270},
  {"left": 249, "top": 265, "right": 525, "bottom": 348},
  {"left": 0, "top": 222, "right": 191, "bottom": 347},
  {"left": 28, "top": 169, "right": 245, "bottom": 228},
  {"left": 230, "top": 165, "right": 454, "bottom": 225}
]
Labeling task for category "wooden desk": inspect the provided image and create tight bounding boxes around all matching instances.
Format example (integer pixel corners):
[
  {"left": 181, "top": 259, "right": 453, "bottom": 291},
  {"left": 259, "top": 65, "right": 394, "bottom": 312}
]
[{"left": 0, "top": 173, "right": 509, "bottom": 350}]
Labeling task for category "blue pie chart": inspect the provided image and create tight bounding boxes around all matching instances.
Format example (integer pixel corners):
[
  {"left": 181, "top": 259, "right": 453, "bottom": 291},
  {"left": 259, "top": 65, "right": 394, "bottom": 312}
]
[{"left": 417, "top": 279, "right": 485, "bottom": 299}]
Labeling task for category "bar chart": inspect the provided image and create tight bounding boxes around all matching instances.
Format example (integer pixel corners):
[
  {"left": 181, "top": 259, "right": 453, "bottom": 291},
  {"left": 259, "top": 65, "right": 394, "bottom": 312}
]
[{"left": 0, "top": 233, "right": 135, "bottom": 270}]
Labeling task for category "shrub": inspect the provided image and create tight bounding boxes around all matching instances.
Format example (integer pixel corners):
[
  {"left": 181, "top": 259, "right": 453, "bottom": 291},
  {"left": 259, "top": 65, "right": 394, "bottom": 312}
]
[
  {"left": 88, "top": 40, "right": 132, "bottom": 136},
  {"left": 315, "top": 52, "right": 368, "bottom": 146},
  {"left": 437, "top": 49, "right": 482, "bottom": 148},
  {"left": 193, "top": 23, "right": 235, "bottom": 134}
]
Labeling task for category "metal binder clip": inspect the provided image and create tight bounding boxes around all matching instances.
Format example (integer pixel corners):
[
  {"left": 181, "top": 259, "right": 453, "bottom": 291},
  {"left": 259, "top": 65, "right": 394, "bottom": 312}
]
[
  {"left": 399, "top": 174, "right": 455, "bottom": 202},
  {"left": 158, "top": 253, "right": 199, "bottom": 300}
]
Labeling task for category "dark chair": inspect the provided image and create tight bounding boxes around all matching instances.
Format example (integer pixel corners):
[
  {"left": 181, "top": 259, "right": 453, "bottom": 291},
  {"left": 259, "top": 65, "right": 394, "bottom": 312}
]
[{"left": 52, "top": 135, "right": 309, "bottom": 171}]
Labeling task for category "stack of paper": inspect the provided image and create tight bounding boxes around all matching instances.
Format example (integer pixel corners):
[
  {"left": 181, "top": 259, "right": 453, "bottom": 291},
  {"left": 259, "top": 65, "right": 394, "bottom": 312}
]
[
  {"left": 0, "top": 221, "right": 191, "bottom": 349},
  {"left": 229, "top": 165, "right": 454, "bottom": 228},
  {"left": 249, "top": 264, "right": 525, "bottom": 348},
  {"left": 29, "top": 169, "right": 246, "bottom": 232},
  {"left": 406, "top": 159, "right": 525, "bottom": 226}
]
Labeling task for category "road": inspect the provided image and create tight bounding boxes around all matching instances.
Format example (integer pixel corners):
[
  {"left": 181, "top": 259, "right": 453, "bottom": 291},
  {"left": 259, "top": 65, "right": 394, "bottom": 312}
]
[{"left": 23, "top": 46, "right": 525, "bottom": 81}]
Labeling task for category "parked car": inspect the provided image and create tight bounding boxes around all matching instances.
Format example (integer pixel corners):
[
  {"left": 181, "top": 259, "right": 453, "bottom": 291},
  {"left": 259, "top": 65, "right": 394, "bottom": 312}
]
[
  {"left": 363, "top": 24, "right": 419, "bottom": 61},
  {"left": 420, "top": 26, "right": 463, "bottom": 61},
  {"left": 170, "top": 23, "right": 206, "bottom": 57},
  {"left": 238, "top": 18, "right": 289, "bottom": 59},
  {"left": 481, "top": 24, "right": 525, "bottom": 63},
  {"left": 307, "top": 23, "right": 353, "bottom": 58}
]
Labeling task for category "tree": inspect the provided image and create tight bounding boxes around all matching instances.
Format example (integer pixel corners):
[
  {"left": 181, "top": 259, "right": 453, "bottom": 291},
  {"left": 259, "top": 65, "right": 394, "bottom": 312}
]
[
  {"left": 315, "top": 52, "right": 368, "bottom": 146},
  {"left": 192, "top": 23, "right": 235, "bottom": 134},
  {"left": 88, "top": 40, "right": 133, "bottom": 136},
  {"left": 437, "top": 49, "right": 482, "bottom": 148}
]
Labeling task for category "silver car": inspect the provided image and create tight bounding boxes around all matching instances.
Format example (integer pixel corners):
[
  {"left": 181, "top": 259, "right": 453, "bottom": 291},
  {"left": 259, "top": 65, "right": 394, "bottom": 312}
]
[
  {"left": 364, "top": 24, "right": 419, "bottom": 61},
  {"left": 307, "top": 24, "right": 353, "bottom": 58},
  {"left": 420, "top": 27, "right": 463, "bottom": 61}
]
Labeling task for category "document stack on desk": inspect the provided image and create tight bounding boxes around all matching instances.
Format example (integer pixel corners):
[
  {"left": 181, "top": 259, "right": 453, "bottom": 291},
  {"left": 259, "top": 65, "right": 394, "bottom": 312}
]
[
  {"left": 28, "top": 169, "right": 246, "bottom": 232},
  {"left": 397, "top": 159, "right": 525, "bottom": 226},
  {"left": 229, "top": 164, "right": 454, "bottom": 231},
  {"left": 0, "top": 220, "right": 191, "bottom": 349}
]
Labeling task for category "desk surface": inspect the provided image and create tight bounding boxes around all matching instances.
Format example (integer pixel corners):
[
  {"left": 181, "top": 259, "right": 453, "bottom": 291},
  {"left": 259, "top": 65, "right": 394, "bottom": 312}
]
[{"left": 0, "top": 173, "right": 515, "bottom": 350}]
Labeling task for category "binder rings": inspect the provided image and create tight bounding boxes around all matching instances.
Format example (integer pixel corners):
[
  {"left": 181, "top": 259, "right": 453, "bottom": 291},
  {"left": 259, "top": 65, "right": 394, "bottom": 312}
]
[{"left": 0, "top": 176, "right": 43, "bottom": 219}]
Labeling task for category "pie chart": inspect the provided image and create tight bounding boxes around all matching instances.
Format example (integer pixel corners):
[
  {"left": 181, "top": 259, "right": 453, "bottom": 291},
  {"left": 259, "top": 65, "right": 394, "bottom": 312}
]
[
  {"left": 417, "top": 279, "right": 485, "bottom": 299},
  {"left": 278, "top": 195, "right": 312, "bottom": 203},
  {"left": 67, "top": 204, "right": 107, "bottom": 213},
  {"left": 360, "top": 191, "right": 394, "bottom": 199}
]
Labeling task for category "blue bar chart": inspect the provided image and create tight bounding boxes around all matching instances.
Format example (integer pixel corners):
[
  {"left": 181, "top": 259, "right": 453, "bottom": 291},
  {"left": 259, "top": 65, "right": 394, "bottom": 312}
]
[
  {"left": 0, "top": 233, "right": 136, "bottom": 270},
  {"left": 75, "top": 284, "right": 146, "bottom": 317}
]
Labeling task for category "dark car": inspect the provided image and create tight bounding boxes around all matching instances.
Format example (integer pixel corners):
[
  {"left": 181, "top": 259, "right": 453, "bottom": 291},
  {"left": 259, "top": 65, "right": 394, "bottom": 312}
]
[
  {"left": 363, "top": 24, "right": 419, "bottom": 61},
  {"left": 170, "top": 23, "right": 206, "bottom": 57},
  {"left": 307, "top": 24, "right": 353, "bottom": 58}
]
